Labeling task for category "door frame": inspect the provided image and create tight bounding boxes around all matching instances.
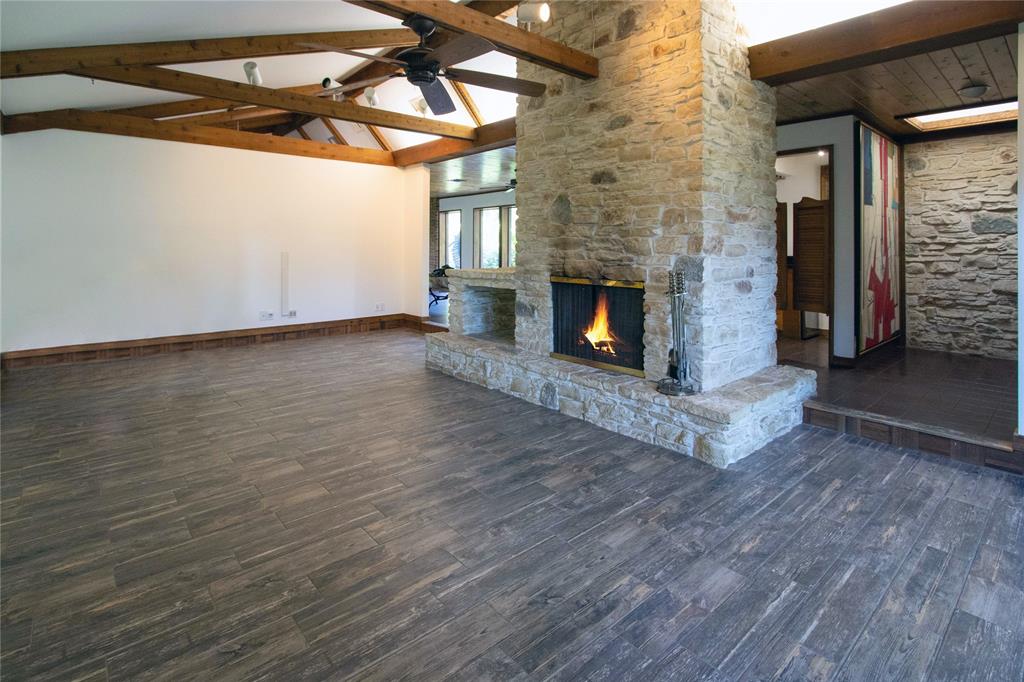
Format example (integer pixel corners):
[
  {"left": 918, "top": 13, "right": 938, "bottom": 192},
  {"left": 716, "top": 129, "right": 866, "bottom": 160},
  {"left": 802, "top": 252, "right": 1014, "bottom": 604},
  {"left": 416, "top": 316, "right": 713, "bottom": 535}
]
[{"left": 776, "top": 145, "right": 836, "bottom": 366}]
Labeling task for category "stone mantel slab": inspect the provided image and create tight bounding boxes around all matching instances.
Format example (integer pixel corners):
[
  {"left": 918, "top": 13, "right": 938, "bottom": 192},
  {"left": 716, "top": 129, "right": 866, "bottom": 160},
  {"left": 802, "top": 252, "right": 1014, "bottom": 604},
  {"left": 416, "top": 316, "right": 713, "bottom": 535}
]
[
  {"left": 446, "top": 268, "right": 517, "bottom": 289},
  {"left": 426, "top": 332, "right": 817, "bottom": 468}
]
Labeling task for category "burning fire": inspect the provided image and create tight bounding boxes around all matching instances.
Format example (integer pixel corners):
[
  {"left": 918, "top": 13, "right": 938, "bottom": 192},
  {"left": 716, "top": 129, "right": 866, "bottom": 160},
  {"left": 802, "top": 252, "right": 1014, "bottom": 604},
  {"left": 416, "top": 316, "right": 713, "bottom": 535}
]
[{"left": 583, "top": 291, "right": 616, "bottom": 355}]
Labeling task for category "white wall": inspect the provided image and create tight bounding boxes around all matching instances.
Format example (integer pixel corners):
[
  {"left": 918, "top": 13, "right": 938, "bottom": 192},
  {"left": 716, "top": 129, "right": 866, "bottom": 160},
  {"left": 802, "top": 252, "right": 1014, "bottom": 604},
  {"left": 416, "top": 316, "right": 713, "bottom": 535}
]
[
  {"left": 438, "top": 189, "right": 515, "bottom": 268},
  {"left": 778, "top": 115, "right": 856, "bottom": 358},
  {"left": 1, "top": 130, "right": 429, "bottom": 351}
]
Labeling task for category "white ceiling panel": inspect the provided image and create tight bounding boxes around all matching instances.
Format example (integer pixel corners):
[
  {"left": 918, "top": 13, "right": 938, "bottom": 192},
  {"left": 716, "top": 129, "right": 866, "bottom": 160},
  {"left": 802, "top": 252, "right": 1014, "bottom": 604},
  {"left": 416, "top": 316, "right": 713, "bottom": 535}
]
[
  {"left": 0, "top": 75, "right": 189, "bottom": 114},
  {"left": 0, "top": 1, "right": 401, "bottom": 50},
  {"left": 332, "top": 120, "right": 384, "bottom": 150}
]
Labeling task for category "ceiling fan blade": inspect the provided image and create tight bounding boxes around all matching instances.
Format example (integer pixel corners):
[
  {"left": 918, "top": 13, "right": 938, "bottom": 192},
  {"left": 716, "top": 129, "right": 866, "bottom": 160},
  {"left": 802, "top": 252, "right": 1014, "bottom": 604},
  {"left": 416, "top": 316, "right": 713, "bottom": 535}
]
[
  {"left": 419, "top": 79, "right": 456, "bottom": 116},
  {"left": 319, "top": 74, "right": 398, "bottom": 96},
  {"left": 430, "top": 34, "right": 495, "bottom": 68},
  {"left": 296, "top": 42, "right": 406, "bottom": 66},
  {"left": 444, "top": 68, "right": 545, "bottom": 97}
]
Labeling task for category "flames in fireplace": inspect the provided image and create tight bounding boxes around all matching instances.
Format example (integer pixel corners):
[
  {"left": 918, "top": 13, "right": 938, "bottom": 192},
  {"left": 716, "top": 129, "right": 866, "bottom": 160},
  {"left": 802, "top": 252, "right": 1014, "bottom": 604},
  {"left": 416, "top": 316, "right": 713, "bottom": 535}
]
[
  {"left": 551, "top": 276, "right": 644, "bottom": 376},
  {"left": 583, "top": 291, "right": 616, "bottom": 355}
]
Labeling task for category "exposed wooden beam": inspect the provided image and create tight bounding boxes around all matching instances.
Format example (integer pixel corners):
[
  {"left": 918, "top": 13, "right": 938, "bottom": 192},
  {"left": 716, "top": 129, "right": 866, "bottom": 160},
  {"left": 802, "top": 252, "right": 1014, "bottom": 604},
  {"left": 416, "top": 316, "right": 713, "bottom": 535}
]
[
  {"left": 231, "top": 113, "right": 296, "bottom": 131},
  {"left": 366, "top": 125, "right": 393, "bottom": 151},
  {"left": 393, "top": 116, "right": 514, "bottom": 166},
  {"left": 273, "top": 115, "right": 317, "bottom": 138},
  {"left": 170, "top": 106, "right": 289, "bottom": 127},
  {"left": 1, "top": 109, "right": 395, "bottom": 164},
  {"left": 750, "top": 1, "right": 1024, "bottom": 85},
  {"left": 73, "top": 65, "right": 478, "bottom": 139},
  {"left": 320, "top": 118, "right": 348, "bottom": 145},
  {"left": 1, "top": 29, "right": 416, "bottom": 79},
  {"left": 450, "top": 80, "right": 484, "bottom": 127},
  {"left": 17, "top": 0, "right": 516, "bottom": 133},
  {"left": 352, "top": 0, "right": 598, "bottom": 79},
  {"left": 296, "top": 125, "right": 313, "bottom": 140},
  {"left": 2, "top": 110, "right": 393, "bottom": 164}
]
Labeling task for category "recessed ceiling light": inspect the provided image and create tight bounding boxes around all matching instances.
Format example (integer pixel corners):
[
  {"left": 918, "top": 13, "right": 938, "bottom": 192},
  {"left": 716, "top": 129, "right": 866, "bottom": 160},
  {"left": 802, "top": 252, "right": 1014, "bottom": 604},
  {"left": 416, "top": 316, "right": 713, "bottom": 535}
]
[
  {"left": 901, "top": 101, "right": 1017, "bottom": 132},
  {"left": 957, "top": 82, "right": 989, "bottom": 99},
  {"left": 817, "top": 149, "right": 826, "bottom": 157}
]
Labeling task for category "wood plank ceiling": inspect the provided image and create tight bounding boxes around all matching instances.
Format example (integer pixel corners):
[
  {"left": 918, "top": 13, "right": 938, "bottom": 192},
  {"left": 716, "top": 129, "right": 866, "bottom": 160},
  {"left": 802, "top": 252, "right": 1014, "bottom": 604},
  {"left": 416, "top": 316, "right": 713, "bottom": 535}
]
[
  {"left": 777, "top": 34, "right": 1018, "bottom": 137},
  {"left": 429, "top": 145, "right": 515, "bottom": 197}
]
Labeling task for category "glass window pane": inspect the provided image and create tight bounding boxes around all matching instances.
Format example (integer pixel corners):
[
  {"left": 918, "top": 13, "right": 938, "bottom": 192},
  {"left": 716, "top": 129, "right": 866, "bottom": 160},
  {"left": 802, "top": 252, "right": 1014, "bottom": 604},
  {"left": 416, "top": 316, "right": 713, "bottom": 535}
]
[
  {"left": 443, "top": 211, "right": 461, "bottom": 268},
  {"left": 508, "top": 207, "right": 517, "bottom": 267},
  {"left": 479, "top": 207, "right": 501, "bottom": 268}
]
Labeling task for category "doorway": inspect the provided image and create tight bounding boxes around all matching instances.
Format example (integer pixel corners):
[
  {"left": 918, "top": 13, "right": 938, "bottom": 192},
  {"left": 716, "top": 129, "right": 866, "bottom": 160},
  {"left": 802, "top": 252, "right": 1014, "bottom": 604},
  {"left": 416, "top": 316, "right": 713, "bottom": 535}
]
[{"left": 775, "top": 147, "right": 834, "bottom": 366}]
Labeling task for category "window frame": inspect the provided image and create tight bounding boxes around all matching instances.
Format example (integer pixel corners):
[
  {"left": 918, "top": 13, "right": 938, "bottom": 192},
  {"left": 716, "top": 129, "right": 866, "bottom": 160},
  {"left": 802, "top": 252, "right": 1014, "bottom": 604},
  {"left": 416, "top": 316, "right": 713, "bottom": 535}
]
[
  {"left": 439, "top": 209, "right": 462, "bottom": 268},
  {"left": 473, "top": 203, "right": 516, "bottom": 268}
]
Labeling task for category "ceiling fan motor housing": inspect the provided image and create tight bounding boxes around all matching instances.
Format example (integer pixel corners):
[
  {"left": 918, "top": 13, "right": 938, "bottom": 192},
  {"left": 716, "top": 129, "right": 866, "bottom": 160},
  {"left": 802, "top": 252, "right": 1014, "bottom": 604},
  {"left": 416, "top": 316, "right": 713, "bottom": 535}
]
[{"left": 398, "top": 46, "right": 442, "bottom": 85}]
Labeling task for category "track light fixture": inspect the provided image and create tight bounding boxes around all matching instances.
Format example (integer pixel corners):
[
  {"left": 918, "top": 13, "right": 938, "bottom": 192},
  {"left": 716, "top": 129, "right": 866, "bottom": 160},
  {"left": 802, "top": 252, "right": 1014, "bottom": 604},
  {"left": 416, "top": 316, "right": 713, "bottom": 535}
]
[
  {"left": 517, "top": 1, "right": 551, "bottom": 24},
  {"left": 364, "top": 86, "right": 381, "bottom": 107},
  {"left": 243, "top": 61, "right": 262, "bottom": 86}
]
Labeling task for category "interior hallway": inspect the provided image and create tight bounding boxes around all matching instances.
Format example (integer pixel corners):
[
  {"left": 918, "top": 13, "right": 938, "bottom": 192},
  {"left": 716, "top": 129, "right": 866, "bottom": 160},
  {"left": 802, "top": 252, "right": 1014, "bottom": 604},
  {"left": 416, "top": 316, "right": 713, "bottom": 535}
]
[{"left": 2, "top": 331, "right": 1022, "bottom": 680}]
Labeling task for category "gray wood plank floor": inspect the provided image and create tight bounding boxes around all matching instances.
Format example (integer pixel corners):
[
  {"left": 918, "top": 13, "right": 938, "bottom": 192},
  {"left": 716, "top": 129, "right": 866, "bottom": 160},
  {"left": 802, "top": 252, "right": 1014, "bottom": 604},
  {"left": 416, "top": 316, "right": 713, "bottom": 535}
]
[{"left": 2, "top": 330, "right": 1022, "bottom": 681}]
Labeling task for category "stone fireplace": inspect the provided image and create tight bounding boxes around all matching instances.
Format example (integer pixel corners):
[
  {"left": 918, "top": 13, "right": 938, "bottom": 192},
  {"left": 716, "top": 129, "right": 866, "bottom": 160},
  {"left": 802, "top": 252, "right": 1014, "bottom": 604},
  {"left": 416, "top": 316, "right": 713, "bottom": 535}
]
[
  {"left": 551, "top": 277, "right": 645, "bottom": 376},
  {"left": 426, "top": 0, "right": 816, "bottom": 467}
]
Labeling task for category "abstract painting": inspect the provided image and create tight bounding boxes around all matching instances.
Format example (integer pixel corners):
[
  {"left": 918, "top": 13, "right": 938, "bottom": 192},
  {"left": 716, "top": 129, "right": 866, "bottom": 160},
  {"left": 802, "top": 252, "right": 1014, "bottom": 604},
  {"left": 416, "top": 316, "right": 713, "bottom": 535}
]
[{"left": 858, "top": 125, "right": 901, "bottom": 353}]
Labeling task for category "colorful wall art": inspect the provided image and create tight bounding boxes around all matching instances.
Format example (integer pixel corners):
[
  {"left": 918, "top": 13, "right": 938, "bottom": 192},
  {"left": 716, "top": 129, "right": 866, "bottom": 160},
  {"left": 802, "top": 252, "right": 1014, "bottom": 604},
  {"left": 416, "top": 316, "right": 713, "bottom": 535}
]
[{"left": 858, "top": 125, "right": 901, "bottom": 353}]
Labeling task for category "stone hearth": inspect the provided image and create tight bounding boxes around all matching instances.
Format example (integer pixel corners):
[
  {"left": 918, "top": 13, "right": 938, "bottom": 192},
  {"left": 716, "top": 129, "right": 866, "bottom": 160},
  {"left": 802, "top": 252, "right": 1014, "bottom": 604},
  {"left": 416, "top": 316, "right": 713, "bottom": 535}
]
[{"left": 427, "top": 330, "right": 814, "bottom": 467}]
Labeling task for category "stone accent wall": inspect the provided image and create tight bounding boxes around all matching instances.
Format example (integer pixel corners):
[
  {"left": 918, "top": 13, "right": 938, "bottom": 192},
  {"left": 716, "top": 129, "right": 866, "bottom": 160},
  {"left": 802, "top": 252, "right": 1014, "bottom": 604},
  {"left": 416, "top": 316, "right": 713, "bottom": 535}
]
[
  {"left": 905, "top": 132, "right": 1017, "bottom": 359},
  {"left": 446, "top": 268, "right": 517, "bottom": 336},
  {"left": 514, "top": 0, "right": 777, "bottom": 391},
  {"left": 428, "top": 196, "right": 440, "bottom": 271}
]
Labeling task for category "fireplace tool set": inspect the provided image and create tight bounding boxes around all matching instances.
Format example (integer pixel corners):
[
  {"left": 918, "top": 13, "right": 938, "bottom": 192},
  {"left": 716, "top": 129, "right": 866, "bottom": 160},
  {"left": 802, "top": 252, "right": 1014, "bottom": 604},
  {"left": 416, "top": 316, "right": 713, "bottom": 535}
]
[{"left": 657, "top": 270, "right": 696, "bottom": 396}]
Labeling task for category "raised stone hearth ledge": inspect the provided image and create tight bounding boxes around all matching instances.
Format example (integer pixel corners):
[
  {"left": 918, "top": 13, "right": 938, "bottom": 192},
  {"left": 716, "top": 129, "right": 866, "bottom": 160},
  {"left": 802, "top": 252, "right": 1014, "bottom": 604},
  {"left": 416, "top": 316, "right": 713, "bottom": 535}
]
[
  {"left": 446, "top": 268, "right": 517, "bottom": 338},
  {"left": 426, "top": 333, "right": 817, "bottom": 468}
]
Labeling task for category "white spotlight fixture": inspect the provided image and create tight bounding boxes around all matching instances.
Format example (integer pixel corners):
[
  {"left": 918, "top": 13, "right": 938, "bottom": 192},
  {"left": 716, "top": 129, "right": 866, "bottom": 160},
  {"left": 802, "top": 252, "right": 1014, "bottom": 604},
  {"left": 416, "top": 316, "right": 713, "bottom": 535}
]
[
  {"left": 817, "top": 149, "right": 826, "bottom": 157},
  {"left": 243, "top": 61, "right": 262, "bottom": 86},
  {"left": 517, "top": 1, "right": 551, "bottom": 24},
  {"left": 956, "top": 82, "right": 989, "bottom": 99},
  {"left": 364, "top": 86, "right": 381, "bottom": 107},
  {"left": 410, "top": 96, "right": 429, "bottom": 116}
]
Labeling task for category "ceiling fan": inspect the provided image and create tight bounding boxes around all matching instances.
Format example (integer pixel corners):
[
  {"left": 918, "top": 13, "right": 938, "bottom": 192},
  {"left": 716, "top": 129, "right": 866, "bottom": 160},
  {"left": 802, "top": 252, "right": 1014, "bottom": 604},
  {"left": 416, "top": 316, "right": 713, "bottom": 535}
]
[
  {"left": 480, "top": 176, "right": 516, "bottom": 193},
  {"left": 300, "top": 15, "right": 546, "bottom": 115}
]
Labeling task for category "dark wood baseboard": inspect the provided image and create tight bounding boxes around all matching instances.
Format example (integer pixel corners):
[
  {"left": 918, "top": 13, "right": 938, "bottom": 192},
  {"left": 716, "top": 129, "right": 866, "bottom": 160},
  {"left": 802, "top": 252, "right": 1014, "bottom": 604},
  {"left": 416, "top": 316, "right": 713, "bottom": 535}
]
[
  {"left": 2, "top": 313, "right": 445, "bottom": 369},
  {"left": 804, "top": 401, "right": 1022, "bottom": 475}
]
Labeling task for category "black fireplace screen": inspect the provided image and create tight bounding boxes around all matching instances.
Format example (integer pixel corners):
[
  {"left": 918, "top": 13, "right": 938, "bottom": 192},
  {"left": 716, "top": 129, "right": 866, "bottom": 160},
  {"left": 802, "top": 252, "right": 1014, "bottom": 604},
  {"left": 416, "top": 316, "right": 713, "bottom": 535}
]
[{"left": 551, "top": 277, "right": 644, "bottom": 375}]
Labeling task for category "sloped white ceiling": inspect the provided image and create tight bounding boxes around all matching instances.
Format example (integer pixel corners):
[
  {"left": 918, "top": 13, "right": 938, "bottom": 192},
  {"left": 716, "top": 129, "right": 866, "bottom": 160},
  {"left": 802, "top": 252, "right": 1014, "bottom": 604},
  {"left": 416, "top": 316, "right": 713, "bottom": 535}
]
[{"left": 0, "top": 0, "right": 520, "bottom": 148}]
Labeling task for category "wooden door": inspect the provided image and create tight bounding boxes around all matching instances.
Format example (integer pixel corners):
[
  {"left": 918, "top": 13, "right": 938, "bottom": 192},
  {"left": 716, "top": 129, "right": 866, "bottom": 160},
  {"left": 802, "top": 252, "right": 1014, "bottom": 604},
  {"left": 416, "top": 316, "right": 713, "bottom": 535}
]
[
  {"left": 775, "top": 202, "right": 788, "bottom": 310},
  {"left": 792, "top": 198, "right": 830, "bottom": 314}
]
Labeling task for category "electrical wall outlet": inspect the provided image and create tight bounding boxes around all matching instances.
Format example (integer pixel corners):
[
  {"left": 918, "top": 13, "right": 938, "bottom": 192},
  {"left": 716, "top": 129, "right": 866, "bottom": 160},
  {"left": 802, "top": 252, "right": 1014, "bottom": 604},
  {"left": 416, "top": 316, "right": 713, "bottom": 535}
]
[
  {"left": 259, "top": 311, "right": 274, "bottom": 321},
  {"left": 285, "top": 310, "right": 298, "bottom": 318},
  {"left": 374, "top": 303, "right": 385, "bottom": 312}
]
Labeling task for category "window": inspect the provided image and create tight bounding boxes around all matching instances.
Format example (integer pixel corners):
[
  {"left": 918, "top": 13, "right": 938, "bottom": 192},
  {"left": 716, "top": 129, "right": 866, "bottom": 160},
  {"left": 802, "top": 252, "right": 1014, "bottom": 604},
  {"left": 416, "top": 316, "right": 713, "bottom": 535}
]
[
  {"left": 507, "top": 206, "right": 517, "bottom": 266},
  {"left": 474, "top": 204, "right": 518, "bottom": 268},
  {"left": 439, "top": 210, "right": 461, "bottom": 268},
  {"left": 476, "top": 207, "right": 502, "bottom": 268}
]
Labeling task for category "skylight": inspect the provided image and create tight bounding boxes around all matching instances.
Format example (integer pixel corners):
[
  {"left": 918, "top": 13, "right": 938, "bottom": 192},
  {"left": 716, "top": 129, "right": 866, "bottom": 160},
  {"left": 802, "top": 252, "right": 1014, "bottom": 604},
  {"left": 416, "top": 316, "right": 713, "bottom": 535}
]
[
  {"left": 733, "top": 0, "right": 911, "bottom": 46},
  {"left": 903, "top": 101, "right": 1018, "bottom": 132}
]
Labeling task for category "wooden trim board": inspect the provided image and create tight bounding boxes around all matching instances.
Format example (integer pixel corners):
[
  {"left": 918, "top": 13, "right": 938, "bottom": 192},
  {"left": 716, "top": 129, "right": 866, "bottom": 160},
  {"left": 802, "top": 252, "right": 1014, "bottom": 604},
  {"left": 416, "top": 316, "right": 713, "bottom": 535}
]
[
  {"left": 803, "top": 400, "right": 1022, "bottom": 475},
  {"left": 1, "top": 314, "right": 444, "bottom": 369}
]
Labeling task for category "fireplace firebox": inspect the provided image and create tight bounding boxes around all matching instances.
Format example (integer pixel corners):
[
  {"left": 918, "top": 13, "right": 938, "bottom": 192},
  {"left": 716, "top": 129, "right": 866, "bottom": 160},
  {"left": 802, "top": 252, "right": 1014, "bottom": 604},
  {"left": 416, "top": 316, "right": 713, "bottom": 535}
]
[{"left": 551, "top": 276, "right": 644, "bottom": 376}]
